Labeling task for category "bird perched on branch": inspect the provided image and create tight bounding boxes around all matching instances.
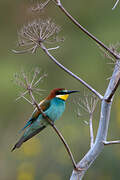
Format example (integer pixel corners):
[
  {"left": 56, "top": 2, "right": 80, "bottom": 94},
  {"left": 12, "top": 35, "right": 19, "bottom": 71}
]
[{"left": 11, "top": 88, "right": 79, "bottom": 151}]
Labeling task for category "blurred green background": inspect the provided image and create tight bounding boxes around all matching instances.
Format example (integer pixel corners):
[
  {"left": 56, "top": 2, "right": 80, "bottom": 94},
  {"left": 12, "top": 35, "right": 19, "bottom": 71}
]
[{"left": 1, "top": 0, "right": 120, "bottom": 179}]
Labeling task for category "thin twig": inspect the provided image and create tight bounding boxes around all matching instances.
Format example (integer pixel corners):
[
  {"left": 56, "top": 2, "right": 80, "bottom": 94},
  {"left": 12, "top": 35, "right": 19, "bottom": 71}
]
[
  {"left": 21, "top": 95, "right": 33, "bottom": 104},
  {"left": 103, "top": 140, "right": 120, "bottom": 145},
  {"left": 47, "top": 46, "right": 60, "bottom": 51},
  {"left": 40, "top": 43, "right": 103, "bottom": 100},
  {"left": 77, "top": 95, "right": 98, "bottom": 148},
  {"left": 53, "top": 0, "right": 120, "bottom": 59},
  {"left": 33, "top": 73, "right": 47, "bottom": 87},
  {"left": 112, "top": 0, "right": 120, "bottom": 10},
  {"left": 28, "top": 88, "right": 78, "bottom": 170},
  {"left": 49, "top": 122, "right": 78, "bottom": 170},
  {"left": 16, "top": 91, "right": 28, "bottom": 101}
]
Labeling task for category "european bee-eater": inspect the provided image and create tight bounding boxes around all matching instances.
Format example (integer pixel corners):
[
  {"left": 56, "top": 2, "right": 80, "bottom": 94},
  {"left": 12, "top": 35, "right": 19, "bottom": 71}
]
[{"left": 12, "top": 88, "right": 79, "bottom": 151}]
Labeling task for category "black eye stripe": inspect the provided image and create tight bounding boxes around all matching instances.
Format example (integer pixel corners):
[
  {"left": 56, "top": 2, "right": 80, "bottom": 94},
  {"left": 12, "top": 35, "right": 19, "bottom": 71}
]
[
  {"left": 56, "top": 90, "right": 79, "bottom": 95},
  {"left": 56, "top": 91, "right": 67, "bottom": 95}
]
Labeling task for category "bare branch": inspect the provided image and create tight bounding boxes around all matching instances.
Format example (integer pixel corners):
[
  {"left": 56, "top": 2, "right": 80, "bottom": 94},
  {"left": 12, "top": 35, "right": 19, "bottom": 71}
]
[
  {"left": 33, "top": 73, "right": 47, "bottom": 87},
  {"left": 47, "top": 46, "right": 60, "bottom": 51},
  {"left": 112, "top": 0, "right": 120, "bottom": 10},
  {"left": 77, "top": 94, "right": 98, "bottom": 148},
  {"left": 40, "top": 43, "right": 103, "bottom": 100},
  {"left": 103, "top": 140, "right": 120, "bottom": 145},
  {"left": 21, "top": 95, "right": 33, "bottom": 105},
  {"left": 16, "top": 91, "right": 28, "bottom": 101},
  {"left": 53, "top": 0, "right": 120, "bottom": 59},
  {"left": 89, "top": 114, "right": 94, "bottom": 148},
  {"left": 28, "top": 86, "right": 79, "bottom": 171},
  {"left": 30, "top": 68, "right": 40, "bottom": 87},
  {"left": 50, "top": 123, "right": 78, "bottom": 170},
  {"left": 12, "top": 46, "right": 38, "bottom": 54},
  {"left": 21, "top": 70, "right": 29, "bottom": 87}
]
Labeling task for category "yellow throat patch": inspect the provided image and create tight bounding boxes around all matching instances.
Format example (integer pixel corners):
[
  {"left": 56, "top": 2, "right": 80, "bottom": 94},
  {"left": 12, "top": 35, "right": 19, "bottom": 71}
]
[{"left": 56, "top": 94, "right": 69, "bottom": 101}]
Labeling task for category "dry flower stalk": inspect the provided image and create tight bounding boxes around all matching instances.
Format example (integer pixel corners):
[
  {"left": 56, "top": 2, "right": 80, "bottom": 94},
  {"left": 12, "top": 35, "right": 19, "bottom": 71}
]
[{"left": 13, "top": 19, "right": 62, "bottom": 54}]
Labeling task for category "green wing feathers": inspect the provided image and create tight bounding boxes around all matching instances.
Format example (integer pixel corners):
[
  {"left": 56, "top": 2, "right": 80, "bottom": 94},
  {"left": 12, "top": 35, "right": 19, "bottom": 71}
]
[
  {"left": 31, "top": 99, "right": 50, "bottom": 119},
  {"left": 11, "top": 126, "right": 46, "bottom": 152},
  {"left": 11, "top": 99, "right": 50, "bottom": 151},
  {"left": 20, "top": 99, "right": 50, "bottom": 131}
]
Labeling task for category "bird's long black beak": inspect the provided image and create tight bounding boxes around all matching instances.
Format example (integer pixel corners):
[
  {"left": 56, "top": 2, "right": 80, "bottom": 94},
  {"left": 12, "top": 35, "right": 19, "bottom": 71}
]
[{"left": 66, "top": 90, "right": 80, "bottom": 94}]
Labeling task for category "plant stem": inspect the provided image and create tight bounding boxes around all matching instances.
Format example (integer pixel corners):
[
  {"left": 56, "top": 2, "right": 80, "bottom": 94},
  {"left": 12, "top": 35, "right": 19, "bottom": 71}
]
[
  {"left": 89, "top": 114, "right": 94, "bottom": 148},
  {"left": 29, "top": 89, "right": 77, "bottom": 170},
  {"left": 49, "top": 122, "right": 77, "bottom": 169},
  {"left": 54, "top": 1, "right": 120, "bottom": 59},
  {"left": 103, "top": 140, "right": 120, "bottom": 145},
  {"left": 40, "top": 43, "right": 103, "bottom": 100}
]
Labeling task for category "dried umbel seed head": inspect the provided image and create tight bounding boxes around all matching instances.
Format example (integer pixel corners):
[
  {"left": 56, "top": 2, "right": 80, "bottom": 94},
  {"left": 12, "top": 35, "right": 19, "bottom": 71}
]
[
  {"left": 14, "top": 68, "right": 47, "bottom": 103},
  {"left": 77, "top": 93, "right": 98, "bottom": 115},
  {"left": 31, "top": 0, "right": 51, "bottom": 12},
  {"left": 13, "top": 19, "right": 61, "bottom": 54}
]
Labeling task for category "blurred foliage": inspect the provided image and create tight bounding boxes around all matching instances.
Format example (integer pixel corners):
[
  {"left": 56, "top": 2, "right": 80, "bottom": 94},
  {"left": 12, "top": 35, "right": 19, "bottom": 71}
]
[{"left": 0, "top": 0, "right": 120, "bottom": 179}]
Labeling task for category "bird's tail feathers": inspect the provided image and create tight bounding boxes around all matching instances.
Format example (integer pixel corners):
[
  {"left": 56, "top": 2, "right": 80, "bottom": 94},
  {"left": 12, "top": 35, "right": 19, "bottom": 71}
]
[
  {"left": 18, "top": 121, "right": 32, "bottom": 134},
  {"left": 11, "top": 125, "right": 46, "bottom": 152},
  {"left": 11, "top": 136, "right": 25, "bottom": 152}
]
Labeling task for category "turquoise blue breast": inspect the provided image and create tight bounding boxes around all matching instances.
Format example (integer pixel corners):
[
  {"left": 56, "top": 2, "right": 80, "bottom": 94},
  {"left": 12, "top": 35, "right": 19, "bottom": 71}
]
[
  {"left": 45, "top": 97, "right": 66, "bottom": 122},
  {"left": 23, "top": 98, "right": 66, "bottom": 136}
]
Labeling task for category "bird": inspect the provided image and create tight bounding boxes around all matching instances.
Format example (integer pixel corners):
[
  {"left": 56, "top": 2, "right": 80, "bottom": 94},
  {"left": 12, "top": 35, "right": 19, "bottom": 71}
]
[{"left": 11, "top": 88, "right": 79, "bottom": 152}]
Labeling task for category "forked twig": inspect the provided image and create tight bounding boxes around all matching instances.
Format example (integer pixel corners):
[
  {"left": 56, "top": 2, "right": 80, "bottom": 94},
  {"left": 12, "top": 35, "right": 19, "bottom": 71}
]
[
  {"left": 77, "top": 94, "right": 98, "bottom": 148},
  {"left": 40, "top": 43, "right": 103, "bottom": 100}
]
